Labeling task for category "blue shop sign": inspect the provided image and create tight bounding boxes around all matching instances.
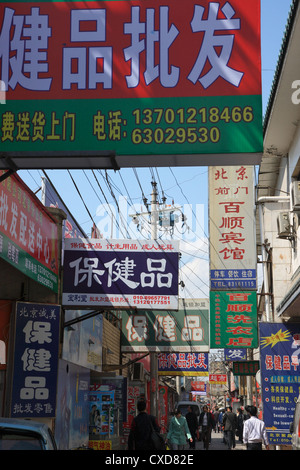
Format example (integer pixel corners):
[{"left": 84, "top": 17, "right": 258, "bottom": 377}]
[
  {"left": 11, "top": 302, "right": 60, "bottom": 418},
  {"left": 259, "top": 322, "right": 300, "bottom": 447}
]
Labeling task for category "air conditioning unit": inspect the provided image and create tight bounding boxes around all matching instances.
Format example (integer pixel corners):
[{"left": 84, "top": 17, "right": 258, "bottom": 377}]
[
  {"left": 132, "top": 362, "right": 145, "bottom": 381},
  {"left": 292, "top": 181, "right": 300, "bottom": 210},
  {"left": 277, "top": 212, "right": 291, "bottom": 238}
]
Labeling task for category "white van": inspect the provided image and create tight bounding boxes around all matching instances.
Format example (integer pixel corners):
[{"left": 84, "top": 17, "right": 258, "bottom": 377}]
[{"left": 175, "top": 401, "right": 202, "bottom": 419}]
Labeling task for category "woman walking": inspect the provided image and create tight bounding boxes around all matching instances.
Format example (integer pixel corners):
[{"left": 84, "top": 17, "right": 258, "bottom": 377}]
[{"left": 166, "top": 409, "right": 193, "bottom": 450}]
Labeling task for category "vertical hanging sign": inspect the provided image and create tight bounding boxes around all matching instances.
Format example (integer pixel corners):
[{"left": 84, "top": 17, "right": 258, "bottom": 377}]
[
  {"left": 10, "top": 302, "right": 60, "bottom": 418},
  {"left": 209, "top": 165, "right": 256, "bottom": 290},
  {"left": 210, "top": 291, "right": 258, "bottom": 349}
]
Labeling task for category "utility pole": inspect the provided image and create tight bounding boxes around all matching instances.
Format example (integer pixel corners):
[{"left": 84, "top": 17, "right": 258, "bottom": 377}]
[
  {"left": 129, "top": 181, "right": 185, "bottom": 417},
  {"left": 150, "top": 181, "right": 158, "bottom": 417}
]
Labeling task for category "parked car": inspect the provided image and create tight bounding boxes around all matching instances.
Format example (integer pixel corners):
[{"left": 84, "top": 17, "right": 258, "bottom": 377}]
[
  {"left": 290, "top": 394, "right": 300, "bottom": 450},
  {"left": 175, "top": 400, "right": 202, "bottom": 419},
  {"left": 0, "top": 418, "right": 57, "bottom": 450}
]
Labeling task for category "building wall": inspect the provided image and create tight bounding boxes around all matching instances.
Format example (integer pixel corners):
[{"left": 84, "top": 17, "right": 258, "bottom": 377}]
[{"left": 260, "top": 201, "right": 292, "bottom": 318}]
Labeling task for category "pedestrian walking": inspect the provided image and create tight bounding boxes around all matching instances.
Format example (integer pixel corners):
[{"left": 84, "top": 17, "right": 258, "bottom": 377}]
[
  {"left": 236, "top": 408, "right": 245, "bottom": 442},
  {"left": 166, "top": 408, "right": 193, "bottom": 450},
  {"left": 213, "top": 408, "right": 220, "bottom": 432},
  {"left": 243, "top": 405, "right": 270, "bottom": 450},
  {"left": 218, "top": 409, "right": 226, "bottom": 443},
  {"left": 185, "top": 406, "right": 198, "bottom": 449},
  {"left": 199, "top": 405, "right": 215, "bottom": 450},
  {"left": 128, "top": 399, "right": 161, "bottom": 450},
  {"left": 222, "top": 406, "right": 237, "bottom": 450}
]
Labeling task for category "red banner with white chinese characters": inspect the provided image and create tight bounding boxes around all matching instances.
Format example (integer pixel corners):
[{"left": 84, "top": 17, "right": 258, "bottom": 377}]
[
  {"left": 0, "top": 0, "right": 262, "bottom": 163},
  {"left": 0, "top": 171, "right": 59, "bottom": 292},
  {"left": 1, "top": 0, "right": 261, "bottom": 101}
]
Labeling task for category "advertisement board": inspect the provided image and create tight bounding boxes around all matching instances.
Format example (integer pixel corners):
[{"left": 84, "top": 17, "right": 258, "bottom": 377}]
[
  {"left": 0, "top": 0, "right": 262, "bottom": 168},
  {"left": 63, "top": 238, "right": 179, "bottom": 309},
  {"left": 260, "top": 322, "right": 300, "bottom": 447},
  {"left": 158, "top": 352, "right": 209, "bottom": 376},
  {"left": 10, "top": 302, "right": 60, "bottom": 418},
  {"left": 209, "top": 374, "right": 227, "bottom": 385},
  {"left": 209, "top": 166, "right": 257, "bottom": 290},
  {"left": 224, "top": 348, "right": 247, "bottom": 361},
  {"left": 210, "top": 290, "right": 258, "bottom": 349},
  {"left": 55, "top": 359, "right": 90, "bottom": 450},
  {"left": 121, "top": 298, "right": 209, "bottom": 352},
  {"left": 0, "top": 171, "right": 59, "bottom": 292},
  {"left": 232, "top": 360, "right": 259, "bottom": 376}
]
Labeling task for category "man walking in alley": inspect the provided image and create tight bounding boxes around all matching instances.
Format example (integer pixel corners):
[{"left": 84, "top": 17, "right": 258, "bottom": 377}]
[
  {"left": 243, "top": 405, "right": 270, "bottom": 450},
  {"left": 185, "top": 405, "right": 198, "bottom": 449},
  {"left": 128, "top": 399, "right": 161, "bottom": 450},
  {"left": 222, "top": 406, "right": 237, "bottom": 450}
]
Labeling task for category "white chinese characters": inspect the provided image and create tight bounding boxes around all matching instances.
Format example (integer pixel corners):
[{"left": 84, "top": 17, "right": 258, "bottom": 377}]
[
  {"left": 1, "top": 3, "right": 244, "bottom": 92},
  {"left": 68, "top": 256, "right": 174, "bottom": 290}
]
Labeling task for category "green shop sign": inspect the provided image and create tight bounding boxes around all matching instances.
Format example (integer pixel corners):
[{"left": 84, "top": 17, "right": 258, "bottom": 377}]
[
  {"left": 121, "top": 298, "right": 209, "bottom": 352},
  {"left": 232, "top": 361, "right": 260, "bottom": 376},
  {"left": 210, "top": 291, "right": 258, "bottom": 349}
]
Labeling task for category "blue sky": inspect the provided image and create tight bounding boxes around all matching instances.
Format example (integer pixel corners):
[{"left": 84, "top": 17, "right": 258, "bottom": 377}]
[{"left": 17, "top": 0, "right": 293, "bottom": 298}]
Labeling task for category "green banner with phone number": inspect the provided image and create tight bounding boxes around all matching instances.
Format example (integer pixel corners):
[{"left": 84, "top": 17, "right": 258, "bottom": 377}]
[{"left": 1, "top": 95, "right": 262, "bottom": 156}]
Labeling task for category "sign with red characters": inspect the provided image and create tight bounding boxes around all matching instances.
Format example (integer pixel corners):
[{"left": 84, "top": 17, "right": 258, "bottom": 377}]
[
  {"left": 0, "top": 171, "right": 58, "bottom": 292},
  {"left": 0, "top": 0, "right": 262, "bottom": 166},
  {"left": 210, "top": 290, "right": 258, "bottom": 349}
]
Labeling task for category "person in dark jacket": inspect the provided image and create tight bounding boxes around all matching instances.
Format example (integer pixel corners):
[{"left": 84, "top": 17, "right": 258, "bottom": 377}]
[
  {"left": 199, "top": 405, "right": 215, "bottom": 450},
  {"left": 222, "top": 406, "right": 238, "bottom": 450},
  {"left": 128, "top": 399, "right": 161, "bottom": 450},
  {"left": 185, "top": 406, "right": 199, "bottom": 449},
  {"left": 236, "top": 408, "right": 245, "bottom": 442}
]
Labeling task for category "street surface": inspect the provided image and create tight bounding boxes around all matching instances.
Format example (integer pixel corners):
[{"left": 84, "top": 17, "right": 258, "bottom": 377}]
[{"left": 191, "top": 429, "right": 247, "bottom": 451}]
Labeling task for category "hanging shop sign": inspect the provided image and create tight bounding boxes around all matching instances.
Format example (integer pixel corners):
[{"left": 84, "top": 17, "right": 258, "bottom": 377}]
[
  {"left": 209, "top": 374, "right": 227, "bottom": 385},
  {"left": 209, "top": 166, "right": 256, "bottom": 290},
  {"left": 224, "top": 348, "right": 247, "bottom": 361},
  {"left": 232, "top": 360, "right": 259, "bottom": 376},
  {"left": 62, "top": 238, "right": 179, "bottom": 310},
  {"left": 259, "top": 322, "right": 300, "bottom": 447},
  {"left": 0, "top": 0, "right": 262, "bottom": 169},
  {"left": 10, "top": 302, "right": 60, "bottom": 418},
  {"left": 121, "top": 298, "right": 209, "bottom": 352},
  {"left": 158, "top": 352, "right": 209, "bottom": 376},
  {"left": 191, "top": 381, "right": 207, "bottom": 395},
  {"left": 210, "top": 291, "right": 258, "bottom": 349},
  {"left": 0, "top": 171, "right": 59, "bottom": 292}
]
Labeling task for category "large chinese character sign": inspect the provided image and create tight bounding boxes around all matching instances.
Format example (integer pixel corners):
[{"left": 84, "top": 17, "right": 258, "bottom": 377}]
[
  {"left": 0, "top": 0, "right": 262, "bottom": 167},
  {"left": 209, "top": 166, "right": 256, "bottom": 290},
  {"left": 259, "top": 323, "right": 300, "bottom": 447},
  {"left": 210, "top": 291, "right": 258, "bottom": 349},
  {"left": 62, "top": 238, "right": 179, "bottom": 309},
  {"left": 10, "top": 302, "right": 60, "bottom": 418},
  {"left": 121, "top": 298, "right": 209, "bottom": 351}
]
